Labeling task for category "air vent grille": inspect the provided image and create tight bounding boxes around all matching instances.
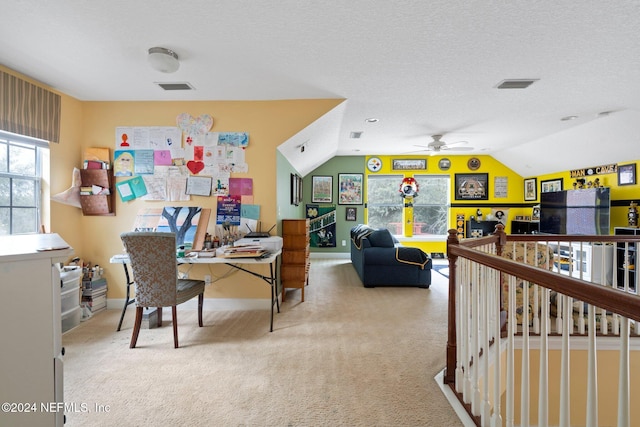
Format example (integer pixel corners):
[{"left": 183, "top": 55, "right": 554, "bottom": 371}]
[
  {"left": 350, "top": 131, "right": 363, "bottom": 139},
  {"left": 155, "top": 82, "right": 195, "bottom": 91},
  {"left": 496, "top": 79, "right": 538, "bottom": 89}
]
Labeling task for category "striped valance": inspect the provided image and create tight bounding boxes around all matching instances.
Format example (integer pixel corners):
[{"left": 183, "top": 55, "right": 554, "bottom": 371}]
[{"left": 0, "top": 70, "right": 61, "bottom": 143}]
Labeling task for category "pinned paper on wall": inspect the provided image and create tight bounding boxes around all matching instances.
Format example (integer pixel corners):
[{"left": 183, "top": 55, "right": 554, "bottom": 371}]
[
  {"left": 154, "top": 150, "right": 173, "bottom": 166},
  {"left": 112, "top": 122, "right": 248, "bottom": 200},
  {"left": 229, "top": 178, "right": 253, "bottom": 196},
  {"left": 186, "top": 176, "right": 213, "bottom": 196},
  {"left": 114, "top": 150, "right": 135, "bottom": 176},
  {"left": 134, "top": 150, "right": 155, "bottom": 175},
  {"left": 240, "top": 204, "right": 260, "bottom": 234},
  {"left": 216, "top": 195, "right": 241, "bottom": 225},
  {"left": 116, "top": 176, "right": 148, "bottom": 202}
]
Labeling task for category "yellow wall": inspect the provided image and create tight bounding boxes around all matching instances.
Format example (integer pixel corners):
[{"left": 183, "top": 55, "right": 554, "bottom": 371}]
[
  {"left": 365, "top": 154, "right": 526, "bottom": 254},
  {"left": 510, "top": 348, "right": 640, "bottom": 425},
  {"left": 365, "top": 155, "right": 640, "bottom": 254},
  {"left": 534, "top": 165, "right": 640, "bottom": 234},
  {"left": 78, "top": 100, "right": 341, "bottom": 300}
]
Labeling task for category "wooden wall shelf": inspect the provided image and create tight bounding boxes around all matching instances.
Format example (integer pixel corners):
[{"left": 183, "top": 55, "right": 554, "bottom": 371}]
[{"left": 79, "top": 169, "right": 115, "bottom": 216}]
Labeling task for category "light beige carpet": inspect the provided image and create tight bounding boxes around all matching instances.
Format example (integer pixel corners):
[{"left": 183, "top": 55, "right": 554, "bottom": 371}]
[{"left": 62, "top": 258, "right": 463, "bottom": 426}]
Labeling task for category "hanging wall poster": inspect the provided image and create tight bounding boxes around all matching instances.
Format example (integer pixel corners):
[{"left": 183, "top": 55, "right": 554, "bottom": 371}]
[
  {"left": 216, "top": 195, "right": 241, "bottom": 225},
  {"left": 114, "top": 150, "right": 135, "bottom": 176},
  {"left": 306, "top": 204, "right": 337, "bottom": 247},
  {"left": 338, "top": 173, "right": 363, "bottom": 205},
  {"left": 454, "top": 173, "right": 489, "bottom": 200}
]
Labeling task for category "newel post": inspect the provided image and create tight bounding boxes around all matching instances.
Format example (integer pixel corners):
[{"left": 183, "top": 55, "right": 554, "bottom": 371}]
[
  {"left": 494, "top": 223, "right": 507, "bottom": 315},
  {"left": 444, "top": 228, "right": 459, "bottom": 384}
]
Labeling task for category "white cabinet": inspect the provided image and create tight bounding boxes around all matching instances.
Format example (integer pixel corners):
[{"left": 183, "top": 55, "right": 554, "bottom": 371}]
[
  {"left": 0, "top": 234, "right": 73, "bottom": 427},
  {"left": 550, "top": 241, "right": 613, "bottom": 284}
]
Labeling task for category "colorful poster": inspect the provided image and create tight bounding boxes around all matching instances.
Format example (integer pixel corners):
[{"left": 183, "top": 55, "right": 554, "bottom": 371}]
[
  {"left": 306, "top": 204, "right": 337, "bottom": 247},
  {"left": 114, "top": 150, "right": 135, "bottom": 176},
  {"left": 216, "top": 195, "right": 241, "bottom": 225}
]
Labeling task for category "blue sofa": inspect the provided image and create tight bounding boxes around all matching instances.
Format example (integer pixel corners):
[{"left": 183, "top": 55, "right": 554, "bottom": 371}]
[{"left": 350, "top": 224, "right": 432, "bottom": 288}]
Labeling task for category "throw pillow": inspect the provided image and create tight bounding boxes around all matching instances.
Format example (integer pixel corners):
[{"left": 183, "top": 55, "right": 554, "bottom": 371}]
[{"left": 367, "top": 229, "right": 395, "bottom": 248}]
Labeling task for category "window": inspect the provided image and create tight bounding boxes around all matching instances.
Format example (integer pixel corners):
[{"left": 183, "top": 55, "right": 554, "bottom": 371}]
[
  {"left": 367, "top": 174, "right": 450, "bottom": 236},
  {"left": 367, "top": 175, "right": 404, "bottom": 233},
  {"left": 0, "top": 131, "right": 48, "bottom": 235},
  {"left": 412, "top": 174, "right": 451, "bottom": 235}
]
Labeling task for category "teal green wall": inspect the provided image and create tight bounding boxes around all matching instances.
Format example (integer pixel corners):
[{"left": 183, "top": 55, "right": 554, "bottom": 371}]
[
  {"left": 276, "top": 151, "right": 305, "bottom": 231},
  {"left": 304, "top": 155, "right": 365, "bottom": 254}
]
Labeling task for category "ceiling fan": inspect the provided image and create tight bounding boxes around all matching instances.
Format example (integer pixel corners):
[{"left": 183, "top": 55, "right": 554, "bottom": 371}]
[{"left": 413, "top": 134, "right": 474, "bottom": 154}]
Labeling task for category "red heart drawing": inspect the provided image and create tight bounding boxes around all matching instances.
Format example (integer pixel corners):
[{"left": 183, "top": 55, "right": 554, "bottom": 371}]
[{"left": 187, "top": 160, "right": 205, "bottom": 175}]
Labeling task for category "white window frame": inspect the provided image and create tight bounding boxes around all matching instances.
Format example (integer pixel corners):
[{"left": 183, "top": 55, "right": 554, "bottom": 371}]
[{"left": 0, "top": 130, "right": 48, "bottom": 235}]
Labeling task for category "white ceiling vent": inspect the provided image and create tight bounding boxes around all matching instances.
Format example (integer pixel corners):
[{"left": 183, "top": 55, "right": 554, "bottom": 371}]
[
  {"left": 350, "top": 131, "right": 363, "bottom": 139},
  {"left": 496, "top": 79, "right": 539, "bottom": 89},
  {"left": 155, "top": 82, "right": 195, "bottom": 91}
]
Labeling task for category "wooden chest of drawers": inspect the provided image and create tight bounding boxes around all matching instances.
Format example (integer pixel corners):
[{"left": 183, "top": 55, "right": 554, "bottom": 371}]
[{"left": 281, "top": 219, "right": 310, "bottom": 302}]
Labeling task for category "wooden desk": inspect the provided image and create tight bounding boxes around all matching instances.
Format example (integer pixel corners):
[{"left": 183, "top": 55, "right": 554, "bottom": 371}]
[{"left": 110, "top": 248, "right": 281, "bottom": 332}]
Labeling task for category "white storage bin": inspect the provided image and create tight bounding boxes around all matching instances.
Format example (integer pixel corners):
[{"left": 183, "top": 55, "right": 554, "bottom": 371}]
[
  {"left": 61, "top": 287, "right": 79, "bottom": 313},
  {"left": 60, "top": 267, "right": 82, "bottom": 292},
  {"left": 62, "top": 306, "right": 81, "bottom": 334}
]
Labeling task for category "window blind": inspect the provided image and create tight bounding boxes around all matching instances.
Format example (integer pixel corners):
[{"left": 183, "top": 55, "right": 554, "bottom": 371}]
[{"left": 0, "top": 70, "right": 61, "bottom": 143}]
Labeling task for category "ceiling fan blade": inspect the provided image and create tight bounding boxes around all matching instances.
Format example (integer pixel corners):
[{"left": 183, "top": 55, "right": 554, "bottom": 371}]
[
  {"left": 443, "top": 140, "right": 469, "bottom": 147},
  {"left": 442, "top": 146, "right": 474, "bottom": 151}
]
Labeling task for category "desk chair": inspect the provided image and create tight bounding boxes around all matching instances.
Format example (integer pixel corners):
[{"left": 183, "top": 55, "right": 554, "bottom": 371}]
[{"left": 120, "top": 232, "right": 205, "bottom": 348}]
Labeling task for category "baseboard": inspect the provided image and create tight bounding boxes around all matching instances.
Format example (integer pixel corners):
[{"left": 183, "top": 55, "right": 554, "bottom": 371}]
[
  {"left": 310, "top": 252, "right": 350, "bottom": 259},
  {"left": 434, "top": 370, "right": 477, "bottom": 427}
]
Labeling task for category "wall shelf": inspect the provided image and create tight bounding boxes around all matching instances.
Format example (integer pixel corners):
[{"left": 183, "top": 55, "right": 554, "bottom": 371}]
[{"left": 79, "top": 169, "right": 115, "bottom": 216}]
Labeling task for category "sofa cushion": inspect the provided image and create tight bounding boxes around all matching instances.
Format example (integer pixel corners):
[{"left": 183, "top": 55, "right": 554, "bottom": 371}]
[{"left": 367, "top": 229, "right": 395, "bottom": 248}]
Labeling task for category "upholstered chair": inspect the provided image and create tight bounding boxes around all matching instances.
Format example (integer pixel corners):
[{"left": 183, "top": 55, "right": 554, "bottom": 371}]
[{"left": 120, "top": 232, "right": 205, "bottom": 348}]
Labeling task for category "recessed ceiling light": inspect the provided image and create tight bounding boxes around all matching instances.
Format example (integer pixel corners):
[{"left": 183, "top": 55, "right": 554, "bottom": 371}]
[
  {"left": 365, "top": 118, "right": 379, "bottom": 123},
  {"left": 495, "top": 79, "right": 539, "bottom": 89},
  {"left": 561, "top": 115, "right": 578, "bottom": 121}
]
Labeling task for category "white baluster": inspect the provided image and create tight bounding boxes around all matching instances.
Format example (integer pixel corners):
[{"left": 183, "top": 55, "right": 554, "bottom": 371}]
[
  {"left": 506, "top": 275, "right": 515, "bottom": 427},
  {"left": 521, "top": 279, "right": 530, "bottom": 427},
  {"left": 559, "top": 294, "right": 571, "bottom": 427},
  {"left": 538, "top": 287, "right": 549, "bottom": 427},
  {"left": 491, "top": 268, "right": 503, "bottom": 427},
  {"left": 472, "top": 264, "right": 481, "bottom": 417},
  {"left": 618, "top": 317, "right": 630, "bottom": 427},
  {"left": 481, "top": 267, "right": 491, "bottom": 426},
  {"left": 586, "top": 304, "right": 598, "bottom": 427}
]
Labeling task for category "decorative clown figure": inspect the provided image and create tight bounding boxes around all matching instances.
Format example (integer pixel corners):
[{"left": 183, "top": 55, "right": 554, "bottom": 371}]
[{"left": 399, "top": 177, "right": 419, "bottom": 237}]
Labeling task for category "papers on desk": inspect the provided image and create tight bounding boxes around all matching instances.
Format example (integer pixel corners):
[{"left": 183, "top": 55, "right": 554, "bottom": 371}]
[
  {"left": 194, "top": 250, "right": 216, "bottom": 258},
  {"left": 219, "top": 244, "right": 267, "bottom": 258}
]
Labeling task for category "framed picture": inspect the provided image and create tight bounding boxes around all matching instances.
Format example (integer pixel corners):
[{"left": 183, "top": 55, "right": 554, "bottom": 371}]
[
  {"left": 290, "top": 173, "right": 302, "bottom": 206},
  {"left": 454, "top": 173, "right": 488, "bottom": 200},
  {"left": 392, "top": 159, "right": 426, "bottom": 170},
  {"left": 338, "top": 173, "right": 363, "bottom": 205},
  {"left": 524, "top": 177, "right": 537, "bottom": 201},
  {"left": 312, "top": 176, "right": 333, "bottom": 203},
  {"left": 541, "top": 178, "right": 563, "bottom": 193},
  {"left": 618, "top": 163, "right": 636, "bottom": 186},
  {"left": 345, "top": 207, "right": 357, "bottom": 221}
]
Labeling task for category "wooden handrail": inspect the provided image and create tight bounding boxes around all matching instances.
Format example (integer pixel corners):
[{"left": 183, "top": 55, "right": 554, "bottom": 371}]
[{"left": 444, "top": 224, "right": 640, "bottom": 386}]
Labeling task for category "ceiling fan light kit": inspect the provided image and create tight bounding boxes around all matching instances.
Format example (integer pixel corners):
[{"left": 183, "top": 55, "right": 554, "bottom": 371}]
[
  {"left": 410, "top": 134, "right": 474, "bottom": 154},
  {"left": 148, "top": 47, "right": 180, "bottom": 73}
]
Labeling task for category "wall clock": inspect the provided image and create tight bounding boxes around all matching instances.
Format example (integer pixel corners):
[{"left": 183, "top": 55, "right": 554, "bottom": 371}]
[
  {"left": 367, "top": 157, "right": 383, "bottom": 172},
  {"left": 467, "top": 157, "right": 481, "bottom": 170}
]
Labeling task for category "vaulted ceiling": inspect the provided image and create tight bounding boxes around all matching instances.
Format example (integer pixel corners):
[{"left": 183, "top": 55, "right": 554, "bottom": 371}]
[{"left": 2, "top": 1, "right": 639, "bottom": 176}]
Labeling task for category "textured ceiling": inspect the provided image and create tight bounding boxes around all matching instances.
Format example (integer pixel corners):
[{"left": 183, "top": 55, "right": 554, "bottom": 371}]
[{"left": 2, "top": 1, "right": 640, "bottom": 176}]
